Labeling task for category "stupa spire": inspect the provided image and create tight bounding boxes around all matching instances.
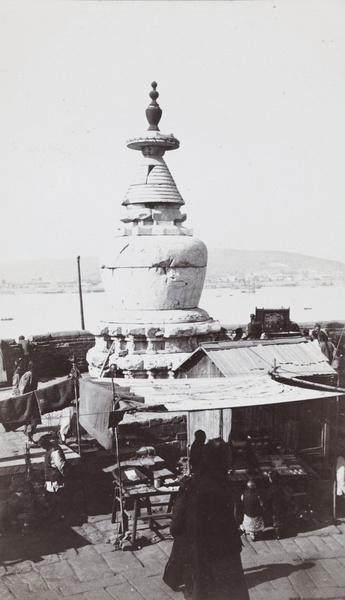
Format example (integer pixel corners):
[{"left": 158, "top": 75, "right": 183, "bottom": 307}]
[
  {"left": 145, "top": 81, "right": 162, "bottom": 131},
  {"left": 127, "top": 82, "right": 179, "bottom": 153}
]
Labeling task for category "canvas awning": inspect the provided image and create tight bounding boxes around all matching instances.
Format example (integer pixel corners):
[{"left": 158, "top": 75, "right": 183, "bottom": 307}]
[{"left": 117, "top": 375, "right": 343, "bottom": 413}]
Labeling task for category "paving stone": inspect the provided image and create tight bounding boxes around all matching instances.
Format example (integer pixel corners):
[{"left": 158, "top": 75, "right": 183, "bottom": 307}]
[
  {"left": 59, "top": 574, "right": 127, "bottom": 596},
  {"left": 279, "top": 537, "right": 303, "bottom": 554},
  {"left": 151, "top": 573, "right": 184, "bottom": 599},
  {"left": 35, "top": 559, "right": 81, "bottom": 589},
  {"left": 133, "top": 544, "right": 168, "bottom": 573},
  {"left": 257, "top": 590, "right": 299, "bottom": 600},
  {"left": 2, "top": 574, "right": 30, "bottom": 598},
  {"left": 319, "top": 558, "right": 345, "bottom": 586},
  {"left": 107, "top": 581, "right": 151, "bottom": 600},
  {"left": 251, "top": 580, "right": 276, "bottom": 593},
  {"left": 0, "top": 582, "right": 16, "bottom": 600},
  {"left": 58, "top": 548, "right": 78, "bottom": 560},
  {"left": 295, "top": 537, "right": 321, "bottom": 554},
  {"left": 157, "top": 539, "right": 173, "bottom": 557},
  {"left": 16, "top": 569, "right": 52, "bottom": 592},
  {"left": 306, "top": 536, "right": 332, "bottom": 554},
  {"left": 102, "top": 549, "right": 145, "bottom": 574},
  {"left": 83, "top": 588, "right": 114, "bottom": 600},
  {"left": 288, "top": 565, "right": 316, "bottom": 593},
  {"left": 33, "top": 591, "right": 72, "bottom": 600},
  {"left": 321, "top": 535, "right": 344, "bottom": 551},
  {"left": 84, "top": 531, "right": 108, "bottom": 545},
  {"left": 69, "top": 552, "right": 114, "bottom": 582},
  {"left": 93, "top": 520, "right": 116, "bottom": 533},
  {"left": 306, "top": 560, "right": 338, "bottom": 588},
  {"left": 331, "top": 532, "right": 345, "bottom": 547},
  {"left": 126, "top": 574, "right": 176, "bottom": 600},
  {"left": 297, "top": 589, "right": 345, "bottom": 599},
  {"left": 93, "top": 543, "right": 116, "bottom": 555},
  {"left": 262, "top": 539, "right": 286, "bottom": 554}
]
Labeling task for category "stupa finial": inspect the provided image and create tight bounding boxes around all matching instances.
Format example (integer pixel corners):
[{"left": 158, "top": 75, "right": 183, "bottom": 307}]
[{"left": 145, "top": 81, "right": 162, "bottom": 131}]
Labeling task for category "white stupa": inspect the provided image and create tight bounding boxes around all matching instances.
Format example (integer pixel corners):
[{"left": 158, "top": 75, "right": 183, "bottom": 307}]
[{"left": 87, "top": 82, "right": 220, "bottom": 378}]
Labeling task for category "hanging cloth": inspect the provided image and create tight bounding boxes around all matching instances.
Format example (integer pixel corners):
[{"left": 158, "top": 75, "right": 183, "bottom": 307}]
[
  {"left": 0, "top": 391, "right": 41, "bottom": 432},
  {"left": 36, "top": 377, "right": 75, "bottom": 415}
]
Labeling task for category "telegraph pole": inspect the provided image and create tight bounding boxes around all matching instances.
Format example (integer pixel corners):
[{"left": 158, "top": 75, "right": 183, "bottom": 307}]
[{"left": 77, "top": 256, "right": 85, "bottom": 330}]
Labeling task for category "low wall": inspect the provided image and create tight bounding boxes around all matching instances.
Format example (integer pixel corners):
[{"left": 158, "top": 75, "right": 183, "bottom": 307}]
[{"left": 0, "top": 331, "right": 95, "bottom": 382}]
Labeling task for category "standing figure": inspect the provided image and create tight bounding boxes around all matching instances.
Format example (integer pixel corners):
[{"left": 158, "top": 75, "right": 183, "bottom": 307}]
[
  {"left": 318, "top": 331, "right": 335, "bottom": 365},
  {"left": 334, "top": 450, "right": 345, "bottom": 517},
  {"left": 246, "top": 314, "right": 262, "bottom": 340},
  {"left": 19, "top": 361, "right": 39, "bottom": 442},
  {"left": 190, "top": 430, "right": 206, "bottom": 474},
  {"left": 12, "top": 359, "right": 23, "bottom": 396},
  {"left": 39, "top": 434, "right": 66, "bottom": 521},
  {"left": 240, "top": 480, "right": 265, "bottom": 541},
  {"left": 232, "top": 328, "right": 243, "bottom": 341},
  {"left": 186, "top": 438, "right": 249, "bottom": 600},
  {"left": 17, "top": 335, "right": 36, "bottom": 370},
  {"left": 265, "top": 471, "right": 286, "bottom": 539},
  {"left": 0, "top": 340, "right": 8, "bottom": 384}
]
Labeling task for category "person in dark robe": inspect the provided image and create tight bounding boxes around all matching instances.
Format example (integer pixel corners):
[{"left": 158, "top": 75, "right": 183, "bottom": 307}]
[
  {"left": 232, "top": 328, "right": 243, "bottom": 341},
  {"left": 190, "top": 430, "right": 206, "bottom": 474},
  {"left": 163, "top": 476, "right": 193, "bottom": 597},
  {"left": 185, "top": 438, "right": 249, "bottom": 600},
  {"left": 245, "top": 314, "right": 262, "bottom": 340}
]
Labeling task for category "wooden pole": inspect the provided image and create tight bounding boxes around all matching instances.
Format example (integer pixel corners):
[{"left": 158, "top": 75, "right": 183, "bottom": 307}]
[
  {"left": 71, "top": 358, "right": 82, "bottom": 457},
  {"left": 99, "top": 341, "right": 115, "bottom": 378},
  {"left": 110, "top": 366, "right": 126, "bottom": 535},
  {"left": 77, "top": 256, "right": 85, "bottom": 330}
]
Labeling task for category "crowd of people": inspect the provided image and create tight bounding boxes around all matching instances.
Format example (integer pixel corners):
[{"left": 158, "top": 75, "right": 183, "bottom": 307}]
[{"left": 229, "top": 318, "right": 344, "bottom": 373}]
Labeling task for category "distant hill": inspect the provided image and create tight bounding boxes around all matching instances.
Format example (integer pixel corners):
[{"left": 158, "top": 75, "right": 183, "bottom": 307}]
[
  {"left": 206, "top": 249, "right": 345, "bottom": 277},
  {"left": 0, "top": 250, "right": 344, "bottom": 284}
]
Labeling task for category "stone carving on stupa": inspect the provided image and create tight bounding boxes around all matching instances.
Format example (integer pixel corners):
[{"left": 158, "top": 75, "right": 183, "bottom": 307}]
[{"left": 87, "top": 82, "right": 220, "bottom": 379}]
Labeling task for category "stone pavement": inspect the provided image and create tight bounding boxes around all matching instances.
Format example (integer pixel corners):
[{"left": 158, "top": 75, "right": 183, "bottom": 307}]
[{"left": 2, "top": 510, "right": 345, "bottom": 600}]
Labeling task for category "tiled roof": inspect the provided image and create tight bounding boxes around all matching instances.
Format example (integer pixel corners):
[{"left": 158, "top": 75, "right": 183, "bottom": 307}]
[{"left": 178, "top": 339, "right": 335, "bottom": 378}]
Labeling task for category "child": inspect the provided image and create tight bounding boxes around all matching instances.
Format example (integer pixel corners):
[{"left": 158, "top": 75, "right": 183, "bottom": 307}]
[{"left": 240, "top": 480, "right": 265, "bottom": 541}]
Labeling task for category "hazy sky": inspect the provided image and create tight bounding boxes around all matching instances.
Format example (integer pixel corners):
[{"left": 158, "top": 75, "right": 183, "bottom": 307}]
[{"left": 1, "top": 0, "right": 345, "bottom": 264}]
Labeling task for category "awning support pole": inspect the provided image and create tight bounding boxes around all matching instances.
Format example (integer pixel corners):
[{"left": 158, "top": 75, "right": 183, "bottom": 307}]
[{"left": 110, "top": 365, "right": 126, "bottom": 535}]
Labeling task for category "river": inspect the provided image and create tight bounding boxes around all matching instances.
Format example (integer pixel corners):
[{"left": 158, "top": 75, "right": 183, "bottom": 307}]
[{"left": 1, "top": 285, "right": 344, "bottom": 340}]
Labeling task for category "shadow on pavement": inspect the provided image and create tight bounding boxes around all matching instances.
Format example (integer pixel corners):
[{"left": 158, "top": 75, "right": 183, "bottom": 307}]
[
  {"left": 0, "top": 514, "right": 91, "bottom": 566},
  {"left": 244, "top": 561, "right": 314, "bottom": 589}
]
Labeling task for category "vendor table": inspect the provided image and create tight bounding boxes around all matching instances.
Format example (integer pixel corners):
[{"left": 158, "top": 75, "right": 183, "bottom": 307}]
[{"left": 112, "top": 481, "right": 179, "bottom": 546}]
